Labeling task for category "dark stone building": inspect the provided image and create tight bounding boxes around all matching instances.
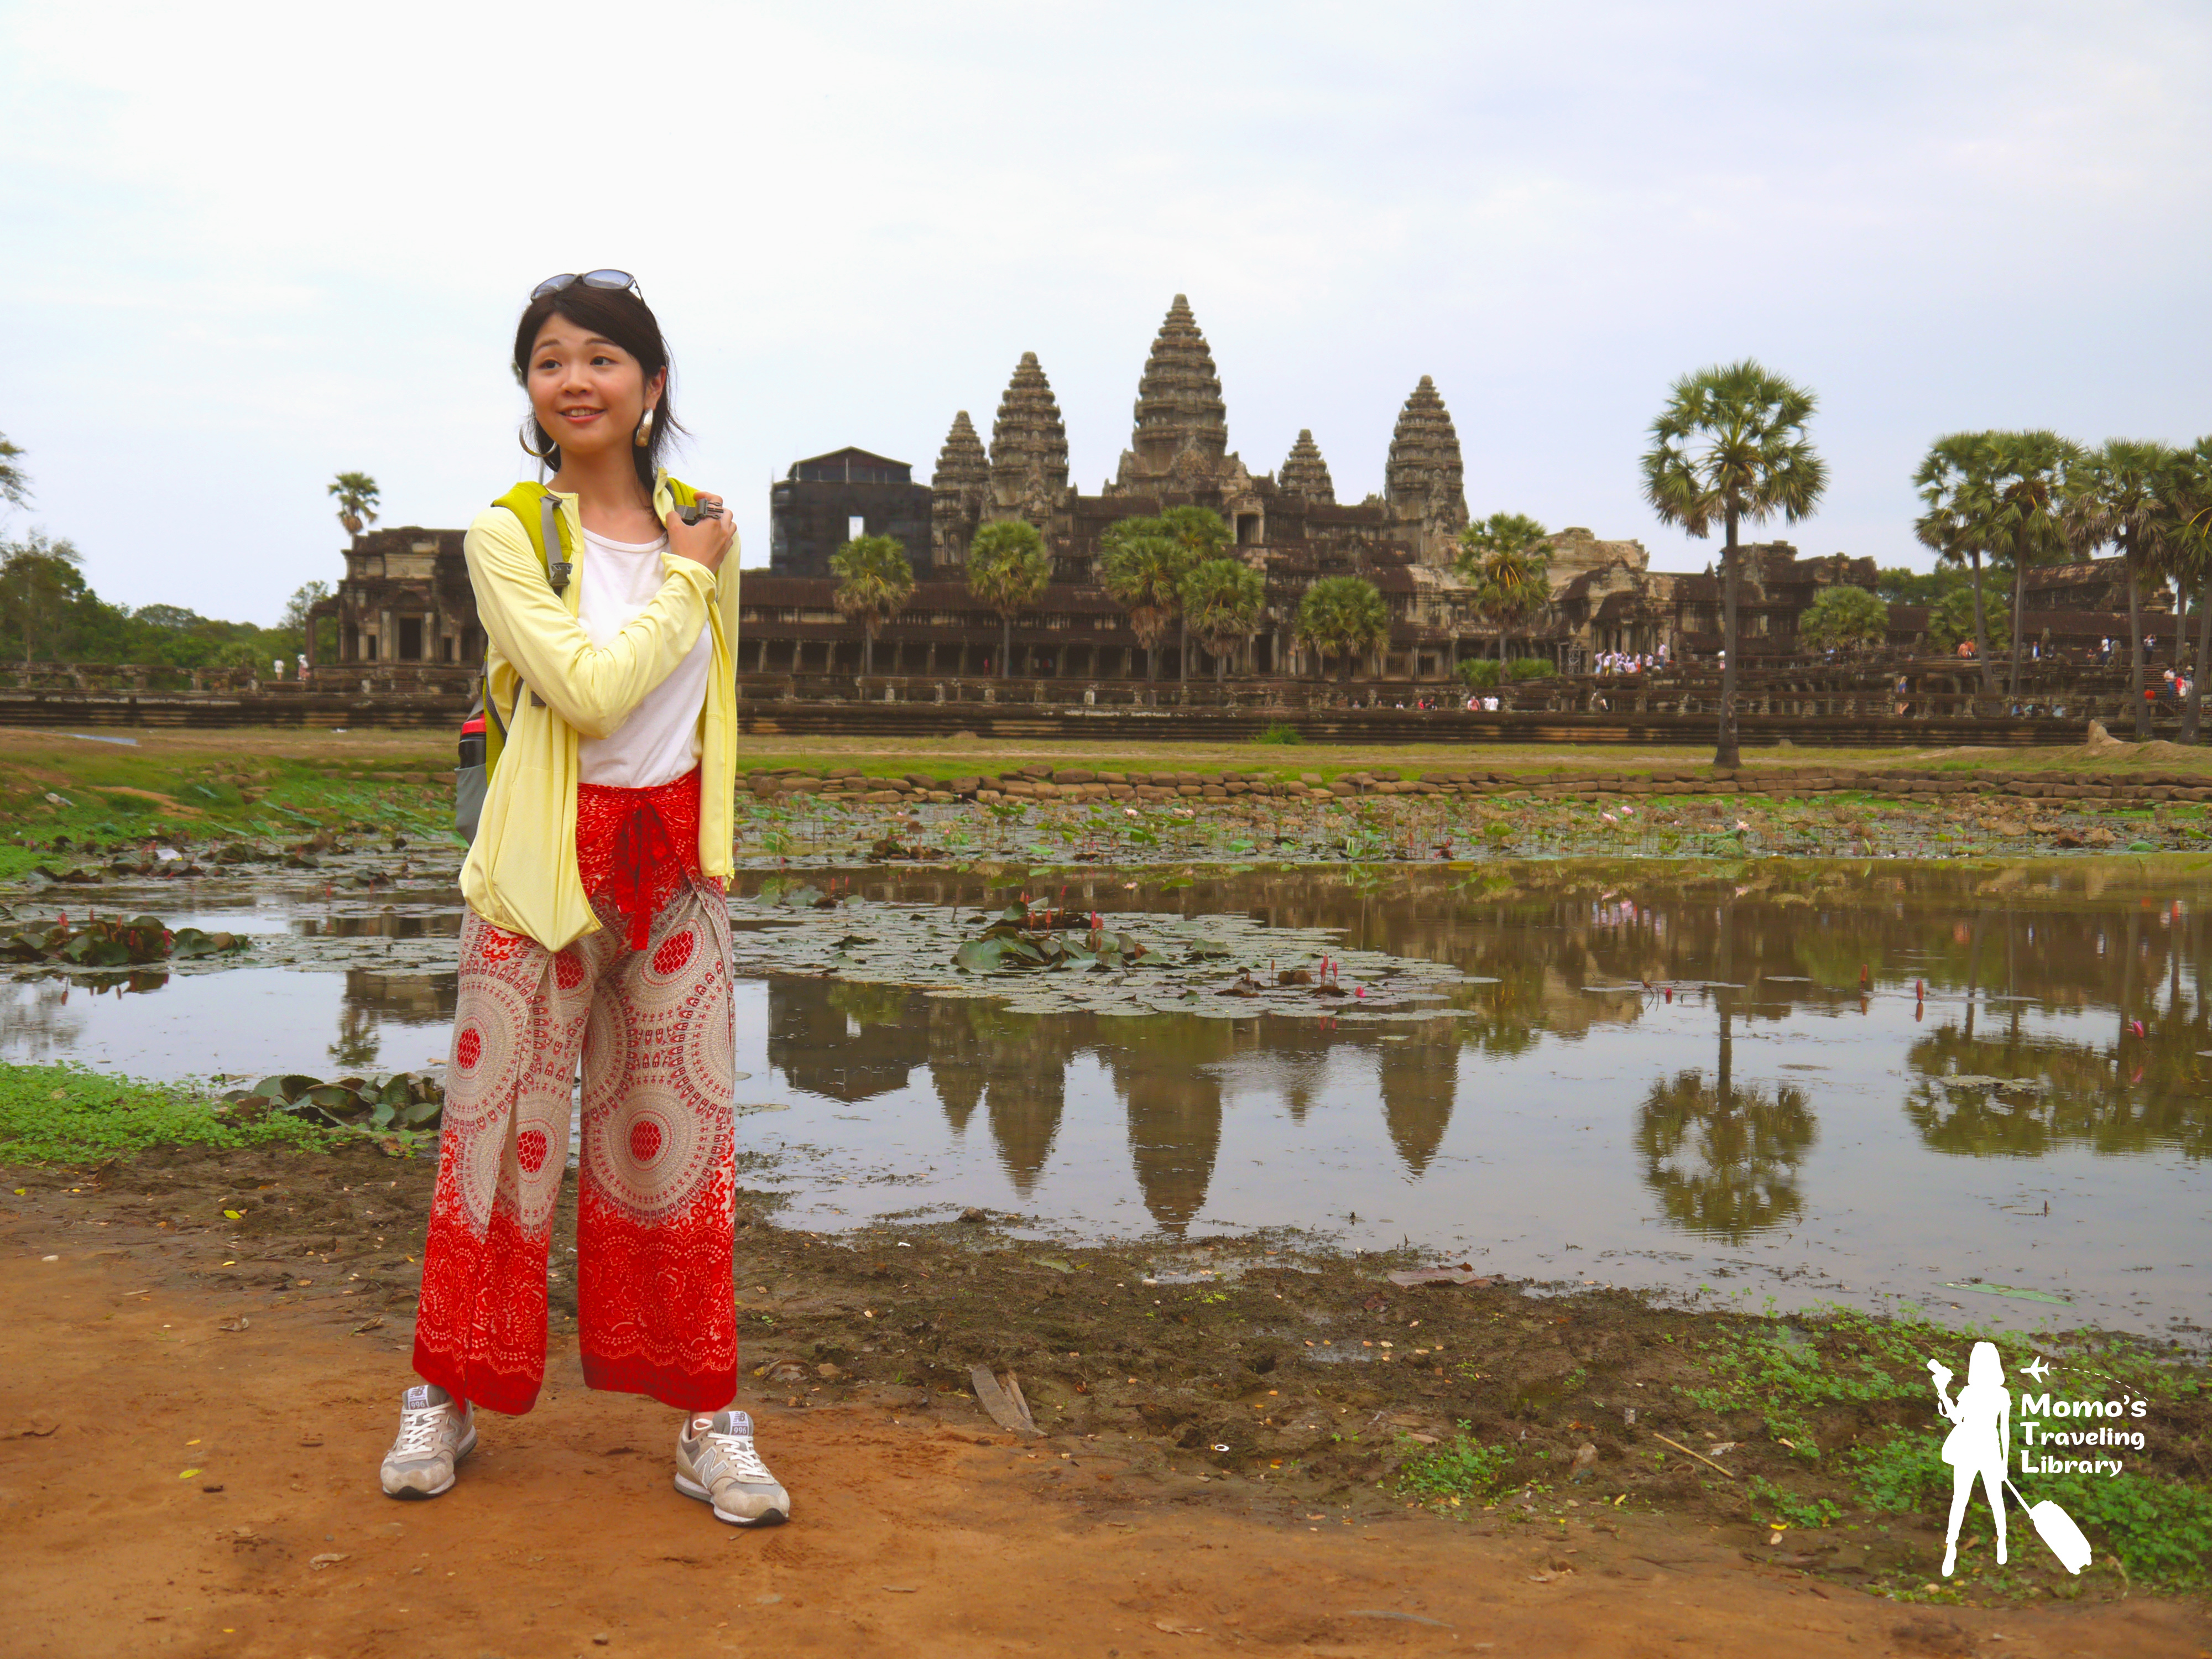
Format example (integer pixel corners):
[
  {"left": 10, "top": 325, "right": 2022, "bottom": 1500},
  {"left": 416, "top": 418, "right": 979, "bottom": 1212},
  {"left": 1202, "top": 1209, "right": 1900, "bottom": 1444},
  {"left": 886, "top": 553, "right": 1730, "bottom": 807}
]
[
  {"left": 768, "top": 447, "right": 933, "bottom": 578},
  {"left": 307, "top": 525, "right": 481, "bottom": 679}
]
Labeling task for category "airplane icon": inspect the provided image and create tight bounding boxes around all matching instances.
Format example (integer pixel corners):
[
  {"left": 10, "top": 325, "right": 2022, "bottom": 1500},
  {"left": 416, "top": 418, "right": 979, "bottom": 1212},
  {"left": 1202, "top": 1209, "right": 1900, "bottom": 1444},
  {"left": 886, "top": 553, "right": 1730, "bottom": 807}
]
[{"left": 2020, "top": 1355, "right": 2052, "bottom": 1385}]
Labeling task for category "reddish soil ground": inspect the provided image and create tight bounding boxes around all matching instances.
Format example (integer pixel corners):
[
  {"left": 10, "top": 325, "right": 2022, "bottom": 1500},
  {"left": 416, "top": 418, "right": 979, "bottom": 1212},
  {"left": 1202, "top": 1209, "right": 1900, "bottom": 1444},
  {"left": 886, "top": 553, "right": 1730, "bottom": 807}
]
[{"left": 8, "top": 1161, "right": 2209, "bottom": 1659}]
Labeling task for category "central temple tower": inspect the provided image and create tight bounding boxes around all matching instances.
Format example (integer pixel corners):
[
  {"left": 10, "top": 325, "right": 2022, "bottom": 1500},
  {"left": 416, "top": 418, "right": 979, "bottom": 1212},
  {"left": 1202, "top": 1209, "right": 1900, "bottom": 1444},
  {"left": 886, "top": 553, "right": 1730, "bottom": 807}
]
[{"left": 1110, "top": 295, "right": 1244, "bottom": 493}]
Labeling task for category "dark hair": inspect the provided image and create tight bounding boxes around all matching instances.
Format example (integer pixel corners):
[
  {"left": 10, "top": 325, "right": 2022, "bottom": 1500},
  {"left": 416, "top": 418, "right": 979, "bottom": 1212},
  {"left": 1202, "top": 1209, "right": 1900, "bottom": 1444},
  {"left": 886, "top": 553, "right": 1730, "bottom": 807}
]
[{"left": 511, "top": 283, "right": 684, "bottom": 492}]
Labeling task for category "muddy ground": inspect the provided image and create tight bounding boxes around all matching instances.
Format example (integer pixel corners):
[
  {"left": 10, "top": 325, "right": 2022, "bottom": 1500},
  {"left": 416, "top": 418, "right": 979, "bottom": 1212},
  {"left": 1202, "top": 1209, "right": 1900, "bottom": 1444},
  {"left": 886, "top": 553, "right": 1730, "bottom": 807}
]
[{"left": 6, "top": 1140, "right": 2209, "bottom": 1658}]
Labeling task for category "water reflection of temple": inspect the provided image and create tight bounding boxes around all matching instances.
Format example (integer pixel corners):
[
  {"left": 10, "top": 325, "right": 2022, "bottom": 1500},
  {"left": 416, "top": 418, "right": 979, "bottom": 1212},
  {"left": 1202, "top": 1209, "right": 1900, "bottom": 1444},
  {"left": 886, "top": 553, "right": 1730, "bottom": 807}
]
[
  {"left": 334, "top": 969, "right": 461, "bottom": 1069},
  {"left": 763, "top": 977, "right": 1462, "bottom": 1234},
  {"left": 746, "top": 859, "right": 2212, "bottom": 1245}
]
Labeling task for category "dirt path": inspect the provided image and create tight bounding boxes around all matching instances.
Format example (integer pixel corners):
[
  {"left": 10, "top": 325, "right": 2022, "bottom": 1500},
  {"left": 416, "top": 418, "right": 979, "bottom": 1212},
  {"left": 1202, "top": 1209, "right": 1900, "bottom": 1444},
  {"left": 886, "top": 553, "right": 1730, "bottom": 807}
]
[{"left": 7, "top": 1211, "right": 2205, "bottom": 1659}]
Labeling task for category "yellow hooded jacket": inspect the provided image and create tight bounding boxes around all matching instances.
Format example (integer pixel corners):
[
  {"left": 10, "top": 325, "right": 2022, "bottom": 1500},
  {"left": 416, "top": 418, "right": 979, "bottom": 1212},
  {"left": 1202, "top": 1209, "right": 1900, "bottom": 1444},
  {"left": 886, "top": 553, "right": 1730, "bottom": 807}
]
[{"left": 458, "top": 472, "right": 739, "bottom": 951}]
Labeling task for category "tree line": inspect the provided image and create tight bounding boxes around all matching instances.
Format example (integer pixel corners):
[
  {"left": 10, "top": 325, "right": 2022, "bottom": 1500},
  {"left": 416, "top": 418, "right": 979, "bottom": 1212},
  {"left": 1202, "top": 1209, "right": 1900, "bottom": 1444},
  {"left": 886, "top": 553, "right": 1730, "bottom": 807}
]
[
  {"left": 832, "top": 506, "right": 1402, "bottom": 685},
  {"left": 1913, "top": 432, "right": 2212, "bottom": 740},
  {"left": 0, "top": 432, "right": 328, "bottom": 672}
]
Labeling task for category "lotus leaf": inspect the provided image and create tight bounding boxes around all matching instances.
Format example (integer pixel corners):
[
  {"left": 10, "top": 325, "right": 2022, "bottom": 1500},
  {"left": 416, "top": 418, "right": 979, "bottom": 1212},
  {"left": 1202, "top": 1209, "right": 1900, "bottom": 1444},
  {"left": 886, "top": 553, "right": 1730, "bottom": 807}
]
[{"left": 249, "top": 1073, "right": 321, "bottom": 1105}]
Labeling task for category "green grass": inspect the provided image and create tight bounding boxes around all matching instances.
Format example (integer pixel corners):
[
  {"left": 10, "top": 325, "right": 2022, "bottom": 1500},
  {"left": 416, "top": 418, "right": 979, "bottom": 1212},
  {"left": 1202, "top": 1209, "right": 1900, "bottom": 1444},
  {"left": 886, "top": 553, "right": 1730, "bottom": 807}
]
[
  {"left": 1394, "top": 1426, "right": 1520, "bottom": 1506},
  {"left": 1676, "top": 1308, "right": 1932, "bottom": 1456},
  {"left": 0, "top": 1062, "right": 329, "bottom": 1162}
]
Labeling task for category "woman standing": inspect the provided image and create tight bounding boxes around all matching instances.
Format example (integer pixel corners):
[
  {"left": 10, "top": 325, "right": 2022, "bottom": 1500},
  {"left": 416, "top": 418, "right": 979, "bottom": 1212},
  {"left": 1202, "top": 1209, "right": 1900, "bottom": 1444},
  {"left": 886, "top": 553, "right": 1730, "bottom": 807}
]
[
  {"left": 1930, "top": 1342, "right": 2010, "bottom": 1574},
  {"left": 378, "top": 272, "right": 785, "bottom": 1527}
]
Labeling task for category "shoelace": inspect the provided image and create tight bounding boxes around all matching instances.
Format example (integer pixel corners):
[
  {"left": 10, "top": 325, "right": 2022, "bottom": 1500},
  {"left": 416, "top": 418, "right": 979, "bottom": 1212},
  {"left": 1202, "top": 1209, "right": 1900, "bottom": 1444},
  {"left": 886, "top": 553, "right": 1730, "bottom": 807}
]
[
  {"left": 699, "top": 1428, "right": 774, "bottom": 1484},
  {"left": 394, "top": 1405, "right": 457, "bottom": 1458}
]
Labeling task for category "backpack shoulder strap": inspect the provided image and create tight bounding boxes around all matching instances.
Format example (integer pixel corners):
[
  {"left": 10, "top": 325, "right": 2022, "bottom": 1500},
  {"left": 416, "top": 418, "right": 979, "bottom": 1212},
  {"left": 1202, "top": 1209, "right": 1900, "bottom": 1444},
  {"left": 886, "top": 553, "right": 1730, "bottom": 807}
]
[{"left": 491, "top": 482, "right": 572, "bottom": 592}]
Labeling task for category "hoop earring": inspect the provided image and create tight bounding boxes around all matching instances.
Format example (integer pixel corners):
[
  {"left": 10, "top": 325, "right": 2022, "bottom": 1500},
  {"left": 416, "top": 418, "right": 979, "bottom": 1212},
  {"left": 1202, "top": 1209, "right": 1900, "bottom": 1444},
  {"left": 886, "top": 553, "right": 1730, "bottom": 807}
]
[
  {"left": 634, "top": 408, "right": 655, "bottom": 448},
  {"left": 519, "top": 421, "right": 559, "bottom": 463}
]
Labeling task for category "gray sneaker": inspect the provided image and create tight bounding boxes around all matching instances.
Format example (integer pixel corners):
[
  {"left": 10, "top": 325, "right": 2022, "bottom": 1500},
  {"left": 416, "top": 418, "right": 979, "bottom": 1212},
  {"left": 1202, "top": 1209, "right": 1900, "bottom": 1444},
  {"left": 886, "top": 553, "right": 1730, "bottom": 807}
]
[
  {"left": 380, "top": 1383, "right": 476, "bottom": 1499},
  {"left": 675, "top": 1410, "right": 789, "bottom": 1526}
]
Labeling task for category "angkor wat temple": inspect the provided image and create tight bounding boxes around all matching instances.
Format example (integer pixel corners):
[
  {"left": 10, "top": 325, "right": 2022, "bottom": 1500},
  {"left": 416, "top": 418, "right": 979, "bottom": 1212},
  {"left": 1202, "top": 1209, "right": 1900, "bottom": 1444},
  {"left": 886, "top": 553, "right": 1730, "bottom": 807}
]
[
  {"left": 750, "top": 295, "right": 1484, "bottom": 681},
  {"left": 302, "top": 295, "right": 2159, "bottom": 688}
]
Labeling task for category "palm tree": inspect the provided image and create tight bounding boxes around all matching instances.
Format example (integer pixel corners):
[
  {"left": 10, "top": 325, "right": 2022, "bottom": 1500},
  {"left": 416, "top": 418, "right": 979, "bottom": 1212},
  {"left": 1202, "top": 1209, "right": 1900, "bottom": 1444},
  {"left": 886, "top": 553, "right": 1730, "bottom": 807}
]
[
  {"left": 328, "top": 472, "right": 381, "bottom": 536},
  {"left": 0, "top": 431, "right": 29, "bottom": 513},
  {"left": 1643, "top": 362, "right": 1828, "bottom": 768},
  {"left": 1983, "top": 431, "right": 2079, "bottom": 701},
  {"left": 2066, "top": 440, "right": 2178, "bottom": 739},
  {"left": 1295, "top": 575, "right": 1389, "bottom": 683},
  {"left": 1159, "top": 506, "right": 1231, "bottom": 682},
  {"left": 2151, "top": 439, "right": 2212, "bottom": 742},
  {"left": 1099, "top": 519, "right": 1193, "bottom": 680},
  {"left": 1178, "top": 559, "right": 1266, "bottom": 682},
  {"left": 829, "top": 533, "right": 915, "bottom": 676},
  {"left": 1456, "top": 513, "right": 1551, "bottom": 662},
  {"left": 1913, "top": 433, "right": 2000, "bottom": 694},
  {"left": 964, "top": 519, "right": 1051, "bottom": 679}
]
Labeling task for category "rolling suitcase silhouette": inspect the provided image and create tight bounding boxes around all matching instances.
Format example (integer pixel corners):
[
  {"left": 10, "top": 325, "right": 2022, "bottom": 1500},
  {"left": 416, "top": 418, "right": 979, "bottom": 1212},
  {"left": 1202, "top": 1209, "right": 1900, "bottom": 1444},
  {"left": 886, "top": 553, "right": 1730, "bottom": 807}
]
[{"left": 2006, "top": 1479, "right": 2092, "bottom": 1574}]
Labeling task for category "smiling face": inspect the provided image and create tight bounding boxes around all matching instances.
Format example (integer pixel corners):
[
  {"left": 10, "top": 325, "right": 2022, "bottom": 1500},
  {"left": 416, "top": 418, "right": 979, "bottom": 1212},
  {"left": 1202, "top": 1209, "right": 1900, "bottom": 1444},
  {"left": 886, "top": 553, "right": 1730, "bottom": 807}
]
[{"left": 525, "top": 316, "right": 665, "bottom": 463}]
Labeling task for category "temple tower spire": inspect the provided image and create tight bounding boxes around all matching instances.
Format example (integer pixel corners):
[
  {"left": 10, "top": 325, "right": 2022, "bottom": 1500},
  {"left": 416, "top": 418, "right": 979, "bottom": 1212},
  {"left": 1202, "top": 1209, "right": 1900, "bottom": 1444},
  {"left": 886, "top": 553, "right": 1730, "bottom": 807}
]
[
  {"left": 930, "top": 410, "right": 990, "bottom": 566},
  {"left": 1279, "top": 429, "right": 1335, "bottom": 504},
  {"left": 1114, "top": 294, "right": 1229, "bottom": 490},
  {"left": 987, "top": 352, "right": 1070, "bottom": 526},
  {"left": 1385, "top": 375, "right": 1469, "bottom": 563}
]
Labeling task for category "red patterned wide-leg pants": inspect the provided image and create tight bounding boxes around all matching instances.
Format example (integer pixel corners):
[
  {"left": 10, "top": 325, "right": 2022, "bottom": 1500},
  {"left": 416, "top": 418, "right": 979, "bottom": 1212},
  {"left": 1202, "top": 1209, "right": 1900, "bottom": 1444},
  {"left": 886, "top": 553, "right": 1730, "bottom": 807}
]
[{"left": 412, "top": 883, "right": 737, "bottom": 1415}]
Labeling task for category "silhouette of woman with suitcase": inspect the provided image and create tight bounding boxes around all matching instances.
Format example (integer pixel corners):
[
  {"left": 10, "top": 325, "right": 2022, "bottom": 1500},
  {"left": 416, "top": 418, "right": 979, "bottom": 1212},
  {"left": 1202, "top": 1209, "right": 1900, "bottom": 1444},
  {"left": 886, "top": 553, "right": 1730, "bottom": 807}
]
[{"left": 1930, "top": 1341, "right": 2009, "bottom": 1575}]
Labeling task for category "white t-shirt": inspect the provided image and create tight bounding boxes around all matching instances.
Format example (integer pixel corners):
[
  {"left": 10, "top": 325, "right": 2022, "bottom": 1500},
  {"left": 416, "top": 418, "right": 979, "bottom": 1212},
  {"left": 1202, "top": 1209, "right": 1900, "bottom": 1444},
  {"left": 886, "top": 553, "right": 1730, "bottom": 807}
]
[{"left": 574, "top": 526, "right": 712, "bottom": 789}]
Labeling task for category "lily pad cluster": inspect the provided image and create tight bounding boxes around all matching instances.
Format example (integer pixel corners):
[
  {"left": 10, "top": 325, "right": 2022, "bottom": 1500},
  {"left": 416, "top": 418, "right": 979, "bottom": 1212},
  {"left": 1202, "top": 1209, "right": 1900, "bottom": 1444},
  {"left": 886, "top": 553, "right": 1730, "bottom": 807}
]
[
  {"left": 727, "top": 892, "right": 1486, "bottom": 1024},
  {"left": 0, "top": 912, "right": 246, "bottom": 967},
  {"left": 951, "top": 905, "right": 1152, "bottom": 975},
  {"left": 217, "top": 1070, "right": 444, "bottom": 1131}
]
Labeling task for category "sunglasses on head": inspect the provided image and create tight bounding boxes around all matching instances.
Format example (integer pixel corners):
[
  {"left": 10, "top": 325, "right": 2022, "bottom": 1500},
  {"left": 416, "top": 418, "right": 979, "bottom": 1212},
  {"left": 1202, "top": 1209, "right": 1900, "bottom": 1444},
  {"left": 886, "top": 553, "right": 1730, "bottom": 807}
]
[{"left": 530, "top": 269, "right": 640, "bottom": 301}]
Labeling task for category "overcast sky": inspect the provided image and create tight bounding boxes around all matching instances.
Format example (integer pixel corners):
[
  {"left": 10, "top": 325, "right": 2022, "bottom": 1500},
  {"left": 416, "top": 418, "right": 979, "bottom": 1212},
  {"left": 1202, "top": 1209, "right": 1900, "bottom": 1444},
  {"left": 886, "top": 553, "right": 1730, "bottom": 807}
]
[{"left": 3, "top": 0, "right": 2208, "bottom": 623}]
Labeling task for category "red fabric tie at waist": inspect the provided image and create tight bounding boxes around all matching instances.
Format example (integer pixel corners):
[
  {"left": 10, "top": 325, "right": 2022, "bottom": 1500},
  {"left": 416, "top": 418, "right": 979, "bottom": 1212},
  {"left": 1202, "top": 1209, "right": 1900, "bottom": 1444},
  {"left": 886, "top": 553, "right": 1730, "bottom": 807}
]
[{"left": 576, "top": 768, "right": 705, "bottom": 949}]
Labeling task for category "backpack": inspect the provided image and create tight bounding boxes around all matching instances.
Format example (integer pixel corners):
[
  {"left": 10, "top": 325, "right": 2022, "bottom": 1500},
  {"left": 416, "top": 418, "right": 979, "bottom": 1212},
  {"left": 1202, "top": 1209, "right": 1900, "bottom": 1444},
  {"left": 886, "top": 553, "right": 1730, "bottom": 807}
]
[{"left": 454, "top": 477, "right": 700, "bottom": 842}]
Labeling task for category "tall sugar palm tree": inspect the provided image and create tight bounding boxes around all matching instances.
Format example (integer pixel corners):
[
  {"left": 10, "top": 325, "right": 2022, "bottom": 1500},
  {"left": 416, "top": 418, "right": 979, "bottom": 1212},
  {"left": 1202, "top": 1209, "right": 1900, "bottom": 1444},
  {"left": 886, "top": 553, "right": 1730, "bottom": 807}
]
[
  {"left": 1099, "top": 519, "right": 1193, "bottom": 681},
  {"left": 1643, "top": 362, "right": 1827, "bottom": 768},
  {"left": 2066, "top": 440, "right": 2178, "bottom": 739},
  {"left": 1457, "top": 513, "right": 1552, "bottom": 662},
  {"left": 829, "top": 533, "right": 915, "bottom": 676},
  {"left": 1296, "top": 575, "right": 1389, "bottom": 683},
  {"left": 1913, "top": 433, "right": 2001, "bottom": 695},
  {"left": 328, "top": 471, "right": 380, "bottom": 536},
  {"left": 1179, "top": 559, "right": 1267, "bottom": 682},
  {"left": 1983, "top": 431, "right": 2080, "bottom": 700},
  {"left": 1159, "top": 506, "right": 1231, "bottom": 682},
  {"left": 965, "top": 519, "right": 1052, "bottom": 679},
  {"left": 2151, "top": 439, "right": 2212, "bottom": 742}
]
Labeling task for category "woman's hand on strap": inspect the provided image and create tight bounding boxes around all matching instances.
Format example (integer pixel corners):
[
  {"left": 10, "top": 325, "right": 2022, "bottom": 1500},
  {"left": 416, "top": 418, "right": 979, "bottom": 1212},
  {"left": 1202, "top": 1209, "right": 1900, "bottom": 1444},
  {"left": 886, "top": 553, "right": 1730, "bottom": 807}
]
[{"left": 664, "top": 493, "right": 735, "bottom": 575}]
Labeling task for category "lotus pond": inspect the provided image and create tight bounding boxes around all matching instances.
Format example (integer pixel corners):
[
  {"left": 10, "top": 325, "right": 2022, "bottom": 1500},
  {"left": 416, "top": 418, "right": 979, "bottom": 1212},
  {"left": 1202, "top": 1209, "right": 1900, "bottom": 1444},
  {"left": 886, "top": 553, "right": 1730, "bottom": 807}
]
[{"left": 3, "top": 855, "right": 2208, "bottom": 1340}]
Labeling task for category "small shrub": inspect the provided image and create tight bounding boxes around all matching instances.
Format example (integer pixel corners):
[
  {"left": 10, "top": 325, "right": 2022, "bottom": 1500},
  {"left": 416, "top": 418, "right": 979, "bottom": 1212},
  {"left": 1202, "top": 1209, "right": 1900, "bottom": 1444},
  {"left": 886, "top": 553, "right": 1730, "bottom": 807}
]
[
  {"left": 1457, "top": 659, "right": 1503, "bottom": 690},
  {"left": 1504, "top": 658, "right": 1556, "bottom": 682},
  {"left": 1251, "top": 723, "right": 1305, "bottom": 745},
  {"left": 1749, "top": 1475, "right": 1844, "bottom": 1531},
  {"left": 1396, "top": 1427, "right": 1519, "bottom": 1505}
]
